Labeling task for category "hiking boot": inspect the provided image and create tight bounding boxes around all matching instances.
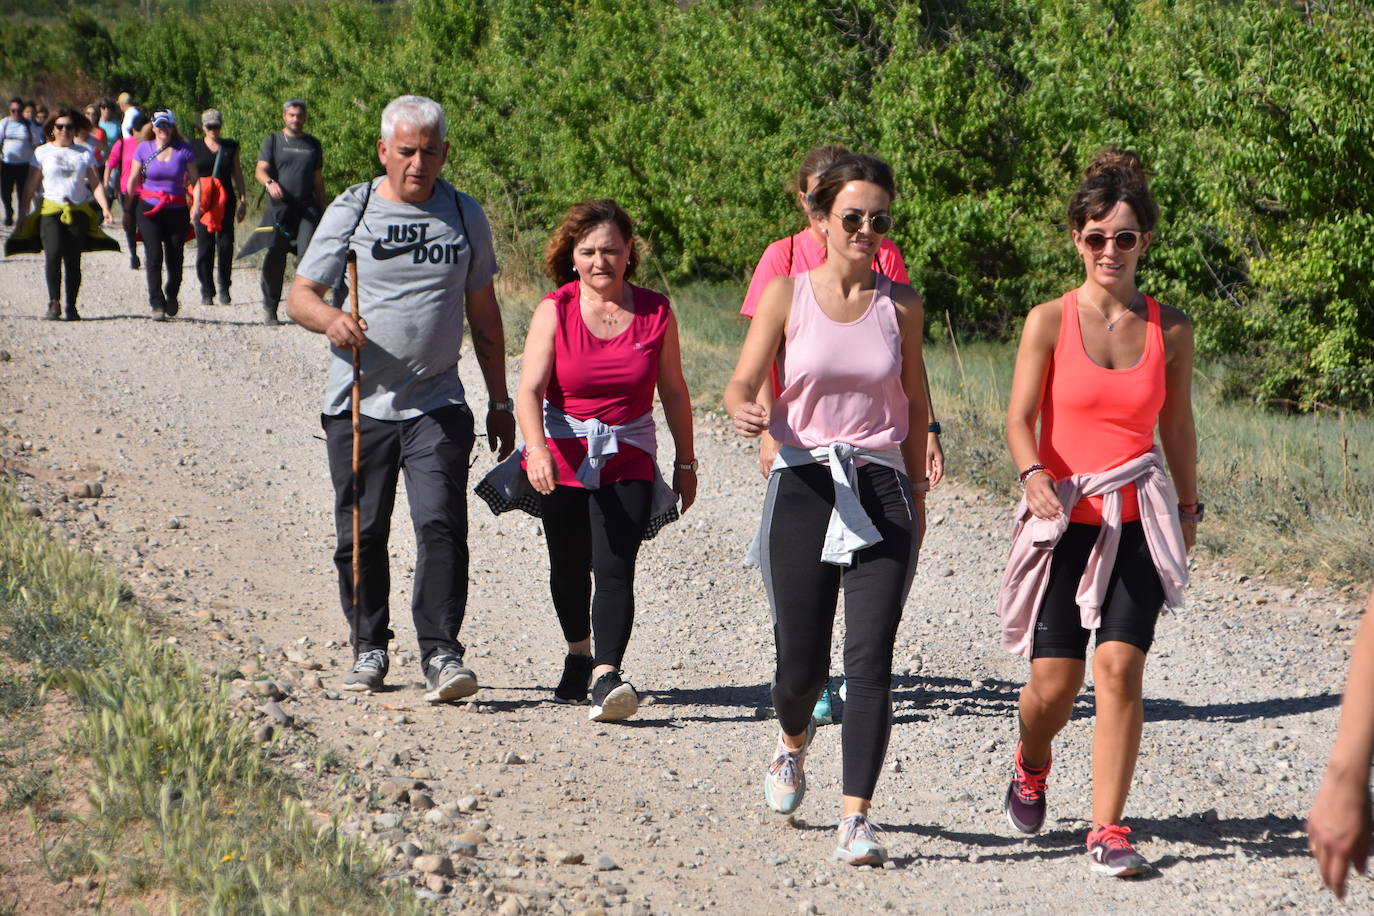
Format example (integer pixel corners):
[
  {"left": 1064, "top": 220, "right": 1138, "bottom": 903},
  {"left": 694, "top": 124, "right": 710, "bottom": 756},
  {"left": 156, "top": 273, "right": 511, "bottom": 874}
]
[
  {"left": 834, "top": 812, "right": 888, "bottom": 866},
  {"left": 45, "top": 300, "right": 61, "bottom": 320},
  {"left": 553, "top": 652, "right": 595, "bottom": 704},
  {"left": 63, "top": 305, "right": 80, "bottom": 321},
  {"left": 1086, "top": 823, "right": 1149, "bottom": 877},
  {"left": 218, "top": 289, "right": 231, "bottom": 305},
  {"left": 811, "top": 682, "right": 834, "bottom": 726},
  {"left": 588, "top": 670, "right": 639, "bottom": 722},
  {"left": 763, "top": 718, "right": 815, "bottom": 814},
  {"left": 423, "top": 651, "right": 478, "bottom": 704},
  {"left": 1004, "top": 741, "right": 1050, "bottom": 834},
  {"left": 341, "top": 648, "right": 388, "bottom": 692}
]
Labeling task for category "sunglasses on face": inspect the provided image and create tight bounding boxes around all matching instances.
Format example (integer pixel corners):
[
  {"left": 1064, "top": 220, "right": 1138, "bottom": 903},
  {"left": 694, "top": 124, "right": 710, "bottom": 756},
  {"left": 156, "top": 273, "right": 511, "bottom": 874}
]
[
  {"left": 53, "top": 122, "right": 74, "bottom": 131},
  {"left": 835, "top": 211, "right": 893, "bottom": 234},
  {"left": 204, "top": 123, "right": 221, "bottom": 130},
  {"left": 1082, "top": 230, "right": 1142, "bottom": 253}
]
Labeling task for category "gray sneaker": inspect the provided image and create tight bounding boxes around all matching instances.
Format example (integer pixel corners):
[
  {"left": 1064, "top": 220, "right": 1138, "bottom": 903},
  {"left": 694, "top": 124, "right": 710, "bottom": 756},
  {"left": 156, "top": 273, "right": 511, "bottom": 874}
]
[
  {"left": 423, "top": 652, "right": 478, "bottom": 704},
  {"left": 834, "top": 812, "right": 888, "bottom": 866},
  {"left": 341, "top": 648, "right": 388, "bottom": 692}
]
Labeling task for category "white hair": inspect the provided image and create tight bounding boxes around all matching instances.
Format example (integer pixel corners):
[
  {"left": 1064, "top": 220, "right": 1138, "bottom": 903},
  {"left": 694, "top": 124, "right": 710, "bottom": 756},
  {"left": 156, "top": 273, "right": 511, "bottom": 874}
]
[{"left": 381, "top": 95, "right": 446, "bottom": 143}]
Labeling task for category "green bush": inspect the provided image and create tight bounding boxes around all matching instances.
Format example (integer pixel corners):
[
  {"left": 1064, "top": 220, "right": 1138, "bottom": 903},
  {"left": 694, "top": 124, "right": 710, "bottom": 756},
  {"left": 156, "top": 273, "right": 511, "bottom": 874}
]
[{"left": 4, "top": 0, "right": 1372, "bottom": 407}]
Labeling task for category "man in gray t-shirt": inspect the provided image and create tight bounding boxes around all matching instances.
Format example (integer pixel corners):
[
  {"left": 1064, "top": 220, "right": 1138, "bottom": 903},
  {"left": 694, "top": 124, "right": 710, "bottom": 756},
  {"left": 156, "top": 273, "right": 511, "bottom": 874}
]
[{"left": 287, "top": 95, "right": 515, "bottom": 703}]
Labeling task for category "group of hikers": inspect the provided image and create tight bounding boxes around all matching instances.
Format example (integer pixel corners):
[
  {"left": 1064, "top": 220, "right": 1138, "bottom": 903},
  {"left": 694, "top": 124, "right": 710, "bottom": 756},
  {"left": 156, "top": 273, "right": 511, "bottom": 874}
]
[
  {"left": 1, "top": 93, "right": 322, "bottom": 324},
  {"left": 5, "top": 88, "right": 1370, "bottom": 894}
]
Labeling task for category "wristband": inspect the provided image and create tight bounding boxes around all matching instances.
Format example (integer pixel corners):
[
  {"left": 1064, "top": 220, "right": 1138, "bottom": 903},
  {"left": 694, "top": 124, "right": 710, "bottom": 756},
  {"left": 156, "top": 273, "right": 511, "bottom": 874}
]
[
  {"left": 927, "top": 421, "right": 941, "bottom": 435},
  {"left": 488, "top": 398, "right": 514, "bottom": 412},
  {"left": 1178, "top": 501, "right": 1205, "bottom": 523}
]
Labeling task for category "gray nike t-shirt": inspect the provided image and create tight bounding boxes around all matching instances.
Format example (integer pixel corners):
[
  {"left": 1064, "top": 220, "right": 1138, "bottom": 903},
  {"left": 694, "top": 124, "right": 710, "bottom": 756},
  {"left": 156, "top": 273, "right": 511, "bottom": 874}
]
[{"left": 297, "top": 178, "right": 498, "bottom": 421}]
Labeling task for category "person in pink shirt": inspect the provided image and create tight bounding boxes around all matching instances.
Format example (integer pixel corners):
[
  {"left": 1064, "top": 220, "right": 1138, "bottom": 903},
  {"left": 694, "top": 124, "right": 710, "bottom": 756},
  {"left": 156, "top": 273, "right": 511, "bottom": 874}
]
[
  {"left": 103, "top": 112, "right": 148, "bottom": 270},
  {"left": 479, "top": 199, "right": 696, "bottom": 724},
  {"left": 726, "top": 153, "right": 928, "bottom": 867},
  {"left": 742, "top": 144, "right": 946, "bottom": 727}
]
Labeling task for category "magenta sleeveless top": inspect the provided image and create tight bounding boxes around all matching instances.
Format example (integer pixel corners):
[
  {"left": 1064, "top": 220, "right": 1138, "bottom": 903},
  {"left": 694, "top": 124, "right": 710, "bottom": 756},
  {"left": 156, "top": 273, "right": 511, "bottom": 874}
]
[
  {"left": 769, "top": 271, "right": 909, "bottom": 451},
  {"left": 524, "top": 281, "right": 671, "bottom": 488}
]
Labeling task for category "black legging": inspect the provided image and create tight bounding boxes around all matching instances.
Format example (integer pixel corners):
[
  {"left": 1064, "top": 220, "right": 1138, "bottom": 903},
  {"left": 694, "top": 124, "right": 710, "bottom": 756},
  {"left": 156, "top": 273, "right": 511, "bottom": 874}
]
[
  {"left": 758, "top": 462, "right": 920, "bottom": 800},
  {"left": 1, "top": 162, "right": 29, "bottom": 222},
  {"left": 194, "top": 191, "right": 235, "bottom": 298},
  {"left": 540, "top": 480, "right": 652, "bottom": 670},
  {"left": 119, "top": 192, "right": 139, "bottom": 259},
  {"left": 39, "top": 209, "right": 86, "bottom": 307},
  {"left": 136, "top": 199, "right": 189, "bottom": 312}
]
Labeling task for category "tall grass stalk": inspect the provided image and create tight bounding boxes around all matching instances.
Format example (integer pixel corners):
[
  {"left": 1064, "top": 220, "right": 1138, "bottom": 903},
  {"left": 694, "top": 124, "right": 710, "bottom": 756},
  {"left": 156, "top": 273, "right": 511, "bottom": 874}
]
[{"left": 0, "top": 486, "right": 418, "bottom": 914}]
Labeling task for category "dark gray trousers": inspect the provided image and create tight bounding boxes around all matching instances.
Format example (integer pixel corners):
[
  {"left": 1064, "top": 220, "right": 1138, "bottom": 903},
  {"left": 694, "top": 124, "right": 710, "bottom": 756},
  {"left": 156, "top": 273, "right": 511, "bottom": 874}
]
[{"left": 323, "top": 403, "right": 475, "bottom": 666}]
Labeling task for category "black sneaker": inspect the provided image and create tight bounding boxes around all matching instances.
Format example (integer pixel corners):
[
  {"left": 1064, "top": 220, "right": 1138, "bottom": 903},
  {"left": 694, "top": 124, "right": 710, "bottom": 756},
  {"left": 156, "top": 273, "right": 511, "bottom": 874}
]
[
  {"left": 218, "top": 289, "right": 231, "bottom": 305},
  {"left": 341, "top": 648, "right": 388, "bottom": 692},
  {"left": 263, "top": 307, "right": 280, "bottom": 326},
  {"left": 63, "top": 305, "right": 80, "bottom": 321},
  {"left": 165, "top": 298, "right": 180, "bottom": 317},
  {"left": 588, "top": 670, "right": 639, "bottom": 722},
  {"left": 151, "top": 307, "right": 167, "bottom": 322},
  {"left": 45, "top": 301, "right": 61, "bottom": 320},
  {"left": 1004, "top": 741, "right": 1050, "bottom": 835},
  {"left": 130, "top": 254, "right": 141, "bottom": 270},
  {"left": 201, "top": 292, "right": 213, "bottom": 306},
  {"left": 423, "top": 652, "right": 478, "bottom": 704},
  {"left": 553, "top": 653, "right": 595, "bottom": 703}
]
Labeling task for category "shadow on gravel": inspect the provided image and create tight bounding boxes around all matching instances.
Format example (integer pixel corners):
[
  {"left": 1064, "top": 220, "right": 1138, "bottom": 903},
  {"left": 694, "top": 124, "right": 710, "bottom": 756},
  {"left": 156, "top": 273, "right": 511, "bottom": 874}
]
[
  {"left": 646, "top": 683, "right": 773, "bottom": 722},
  {"left": 1142, "top": 693, "right": 1340, "bottom": 722},
  {"left": 1131, "top": 812, "right": 1309, "bottom": 863}
]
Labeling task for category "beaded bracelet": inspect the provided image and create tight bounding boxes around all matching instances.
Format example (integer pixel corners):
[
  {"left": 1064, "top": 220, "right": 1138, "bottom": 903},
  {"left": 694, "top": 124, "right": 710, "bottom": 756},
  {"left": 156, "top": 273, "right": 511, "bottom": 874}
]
[{"left": 1018, "top": 463, "right": 1047, "bottom": 488}]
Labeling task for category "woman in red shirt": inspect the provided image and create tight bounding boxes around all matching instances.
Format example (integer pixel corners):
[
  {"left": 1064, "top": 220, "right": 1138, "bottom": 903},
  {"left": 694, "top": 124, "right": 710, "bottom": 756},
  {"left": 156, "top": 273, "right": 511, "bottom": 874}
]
[
  {"left": 479, "top": 199, "right": 695, "bottom": 723},
  {"left": 1000, "top": 149, "right": 1199, "bottom": 876}
]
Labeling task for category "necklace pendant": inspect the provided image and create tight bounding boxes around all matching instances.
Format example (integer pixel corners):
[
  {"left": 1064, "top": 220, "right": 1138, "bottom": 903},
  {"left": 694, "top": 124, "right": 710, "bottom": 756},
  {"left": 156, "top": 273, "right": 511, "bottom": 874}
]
[{"left": 1105, "top": 320, "right": 1114, "bottom": 331}]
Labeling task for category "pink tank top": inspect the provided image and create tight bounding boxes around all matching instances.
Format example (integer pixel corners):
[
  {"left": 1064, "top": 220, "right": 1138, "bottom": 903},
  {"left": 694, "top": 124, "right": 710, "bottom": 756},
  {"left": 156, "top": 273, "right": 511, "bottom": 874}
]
[
  {"left": 1040, "top": 289, "right": 1166, "bottom": 525},
  {"left": 770, "top": 271, "right": 909, "bottom": 451},
  {"left": 524, "top": 281, "right": 671, "bottom": 488}
]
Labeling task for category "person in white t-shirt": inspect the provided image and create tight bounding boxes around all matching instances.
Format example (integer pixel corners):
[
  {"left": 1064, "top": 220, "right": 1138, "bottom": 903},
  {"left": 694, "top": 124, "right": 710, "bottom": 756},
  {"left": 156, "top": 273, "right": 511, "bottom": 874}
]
[{"left": 17, "top": 108, "right": 115, "bottom": 320}]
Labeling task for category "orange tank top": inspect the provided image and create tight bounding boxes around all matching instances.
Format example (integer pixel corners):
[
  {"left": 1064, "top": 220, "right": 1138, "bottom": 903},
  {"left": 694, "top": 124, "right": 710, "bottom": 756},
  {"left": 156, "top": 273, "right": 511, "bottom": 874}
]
[{"left": 1039, "top": 289, "right": 1166, "bottom": 525}]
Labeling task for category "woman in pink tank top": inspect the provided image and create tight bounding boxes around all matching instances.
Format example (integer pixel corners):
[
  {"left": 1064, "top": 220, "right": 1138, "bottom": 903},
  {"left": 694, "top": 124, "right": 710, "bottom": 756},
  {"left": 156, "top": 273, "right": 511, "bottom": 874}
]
[
  {"left": 1000, "top": 149, "right": 1200, "bottom": 876},
  {"left": 726, "top": 153, "right": 928, "bottom": 867},
  {"left": 505, "top": 199, "right": 695, "bottom": 724}
]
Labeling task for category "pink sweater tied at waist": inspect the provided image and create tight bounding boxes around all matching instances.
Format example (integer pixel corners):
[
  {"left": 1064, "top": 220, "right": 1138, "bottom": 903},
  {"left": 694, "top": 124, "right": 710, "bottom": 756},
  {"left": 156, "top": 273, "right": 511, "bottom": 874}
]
[{"left": 996, "top": 447, "right": 1189, "bottom": 659}]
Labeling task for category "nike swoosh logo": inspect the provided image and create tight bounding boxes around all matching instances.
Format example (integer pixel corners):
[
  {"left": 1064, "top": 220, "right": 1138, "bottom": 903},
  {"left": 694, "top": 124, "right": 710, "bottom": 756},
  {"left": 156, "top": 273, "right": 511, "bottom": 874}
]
[{"left": 371, "top": 239, "right": 427, "bottom": 260}]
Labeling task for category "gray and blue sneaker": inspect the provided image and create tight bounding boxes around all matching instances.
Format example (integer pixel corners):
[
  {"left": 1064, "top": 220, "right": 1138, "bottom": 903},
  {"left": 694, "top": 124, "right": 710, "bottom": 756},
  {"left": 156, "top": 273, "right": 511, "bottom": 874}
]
[
  {"left": 834, "top": 812, "right": 888, "bottom": 866},
  {"left": 763, "top": 718, "right": 816, "bottom": 814},
  {"left": 341, "top": 648, "right": 388, "bottom": 692},
  {"left": 423, "top": 652, "right": 478, "bottom": 704},
  {"left": 811, "top": 683, "right": 835, "bottom": 726}
]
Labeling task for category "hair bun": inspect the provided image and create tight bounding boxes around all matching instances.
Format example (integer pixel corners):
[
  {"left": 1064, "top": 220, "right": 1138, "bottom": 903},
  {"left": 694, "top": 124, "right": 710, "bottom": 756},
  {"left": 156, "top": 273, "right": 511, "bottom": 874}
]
[{"left": 1084, "top": 148, "right": 1148, "bottom": 183}]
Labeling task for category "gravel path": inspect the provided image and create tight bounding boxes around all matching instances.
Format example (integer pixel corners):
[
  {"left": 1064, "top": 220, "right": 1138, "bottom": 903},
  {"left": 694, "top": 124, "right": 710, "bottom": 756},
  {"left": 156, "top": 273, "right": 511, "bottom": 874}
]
[{"left": 0, "top": 241, "right": 1368, "bottom": 914}]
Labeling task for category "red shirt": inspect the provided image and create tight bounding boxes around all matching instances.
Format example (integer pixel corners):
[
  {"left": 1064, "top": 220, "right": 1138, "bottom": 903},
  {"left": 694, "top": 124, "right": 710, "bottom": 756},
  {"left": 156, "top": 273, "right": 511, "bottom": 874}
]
[{"left": 525, "top": 281, "right": 671, "bottom": 488}]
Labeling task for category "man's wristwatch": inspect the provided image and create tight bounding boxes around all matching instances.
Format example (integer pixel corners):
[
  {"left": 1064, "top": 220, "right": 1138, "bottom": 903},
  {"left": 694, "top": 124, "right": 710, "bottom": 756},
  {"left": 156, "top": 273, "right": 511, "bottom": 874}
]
[
  {"left": 675, "top": 458, "right": 699, "bottom": 473},
  {"left": 488, "top": 398, "right": 514, "bottom": 413},
  {"left": 928, "top": 421, "right": 942, "bottom": 435}
]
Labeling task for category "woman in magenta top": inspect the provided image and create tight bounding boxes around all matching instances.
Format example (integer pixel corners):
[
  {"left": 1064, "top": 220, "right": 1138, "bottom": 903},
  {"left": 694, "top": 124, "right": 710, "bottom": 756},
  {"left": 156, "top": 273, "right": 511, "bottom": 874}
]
[
  {"left": 726, "top": 153, "right": 927, "bottom": 867},
  {"left": 1000, "top": 149, "right": 1199, "bottom": 877},
  {"left": 513, "top": 199, "right": 695, "bottom": 723},
  {"left": 128, "top": 109, "right": 200, "bottom": 319}
]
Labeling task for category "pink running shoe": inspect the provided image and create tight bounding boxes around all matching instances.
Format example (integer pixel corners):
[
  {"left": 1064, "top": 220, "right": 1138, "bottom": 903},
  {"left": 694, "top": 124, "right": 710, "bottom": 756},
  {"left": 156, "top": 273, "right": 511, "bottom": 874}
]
[
  {"left": 1086, "top": 823, "right": 1149, "bottom": 877},
  {"left": 1003, "top": 741, "right": 1050, "bottom": 834}
]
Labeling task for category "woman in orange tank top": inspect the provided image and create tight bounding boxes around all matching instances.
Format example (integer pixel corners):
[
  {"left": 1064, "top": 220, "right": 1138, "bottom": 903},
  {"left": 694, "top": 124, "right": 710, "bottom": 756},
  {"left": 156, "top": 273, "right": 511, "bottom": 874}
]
[{"left": 999, "top": 149, "right": 1200, "bottom": 877}]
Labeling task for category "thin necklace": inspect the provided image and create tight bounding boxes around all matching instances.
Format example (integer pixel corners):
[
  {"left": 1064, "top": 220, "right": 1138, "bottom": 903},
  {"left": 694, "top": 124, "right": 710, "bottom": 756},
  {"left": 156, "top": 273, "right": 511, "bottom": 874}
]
[{"left": 1085, "top": 292, "right": 1142, "bottom": 331}]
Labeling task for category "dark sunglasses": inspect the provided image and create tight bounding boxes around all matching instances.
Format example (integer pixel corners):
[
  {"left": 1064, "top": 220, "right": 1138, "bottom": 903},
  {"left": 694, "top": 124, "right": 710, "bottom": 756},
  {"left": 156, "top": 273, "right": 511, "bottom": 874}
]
[
  {"left": 836, "top": 211, "right": 893, "bottom": 235},
  {"left": 1082, "top": 230, "right": 1142, "bottom": 253},
  {"left": 204, "top": 123, "right": 221, "bottom": 130},
  {"left": 53, "top": 122, "right": 74, "bottom": 131}
]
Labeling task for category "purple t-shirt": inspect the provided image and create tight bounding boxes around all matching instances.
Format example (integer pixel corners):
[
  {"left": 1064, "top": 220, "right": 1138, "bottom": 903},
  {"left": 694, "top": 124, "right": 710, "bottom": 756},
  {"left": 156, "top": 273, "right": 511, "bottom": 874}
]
[{"left": 134, "top": 140, "right": 194, "bottom": 197}]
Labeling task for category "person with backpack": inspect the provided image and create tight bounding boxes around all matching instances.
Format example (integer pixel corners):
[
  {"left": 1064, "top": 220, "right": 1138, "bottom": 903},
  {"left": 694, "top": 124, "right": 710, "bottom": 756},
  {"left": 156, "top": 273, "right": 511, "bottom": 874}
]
[
  {"left": 241, "top": 98, "right": 324, "bottom": 325},
  {"left": 285, "top": 95, "right": 516, "bottom": 704},
  {"left": 1, "top": 97, "right": 42, "bottom": 226},
  {"left": 191, "top": 108, "right": 246, "bottom": 305}
]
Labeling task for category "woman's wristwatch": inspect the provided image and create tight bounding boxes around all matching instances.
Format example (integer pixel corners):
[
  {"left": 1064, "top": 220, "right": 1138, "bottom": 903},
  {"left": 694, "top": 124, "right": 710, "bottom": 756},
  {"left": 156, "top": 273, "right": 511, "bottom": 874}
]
[
  {"left": 675, "top": 458, "right": 699, "bottom": 473},
  {"left": 488, "top": 398, "right": 514, "bottom": 412},
  {"left": 1178, "top": 501, "right": 1205, "bottom": 523},
  {"left": 927, "top": 421, "right": 941, "bottom": 435}
]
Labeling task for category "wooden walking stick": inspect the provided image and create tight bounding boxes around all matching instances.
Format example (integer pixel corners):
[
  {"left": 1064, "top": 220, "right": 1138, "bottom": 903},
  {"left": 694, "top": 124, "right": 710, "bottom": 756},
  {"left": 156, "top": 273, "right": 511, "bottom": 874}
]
[{"left": 347, "top": 250, "right": 362, "bottom": 628}]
